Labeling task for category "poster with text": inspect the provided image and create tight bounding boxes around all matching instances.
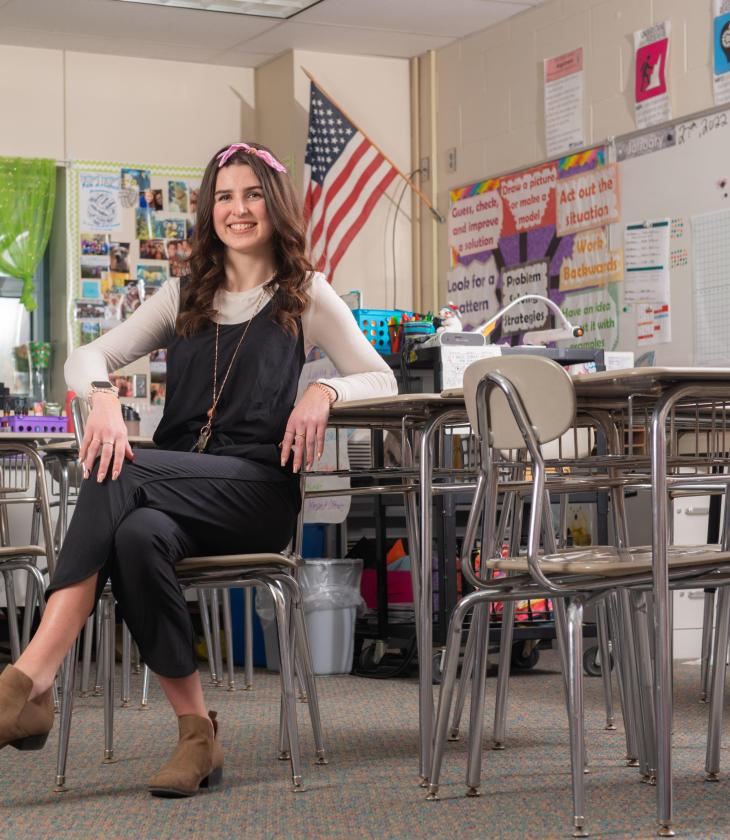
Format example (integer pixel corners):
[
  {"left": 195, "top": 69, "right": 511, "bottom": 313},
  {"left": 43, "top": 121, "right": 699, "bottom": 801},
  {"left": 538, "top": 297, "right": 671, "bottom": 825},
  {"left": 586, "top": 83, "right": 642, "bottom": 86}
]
[
  {"left": 447, "top": 146, "right": 620, "bottom": 350},
  {"left": 634, "top": 21, "right": 672, "bottom": 129},
  {"left": 79, "top": 172, "right": 121, "bottom": 232},
  {"left": 544, "top": 47, "right": 585, "bottom": 158},
  {"left": 714, "top": 0, "right": 730, "bottom": 105}
]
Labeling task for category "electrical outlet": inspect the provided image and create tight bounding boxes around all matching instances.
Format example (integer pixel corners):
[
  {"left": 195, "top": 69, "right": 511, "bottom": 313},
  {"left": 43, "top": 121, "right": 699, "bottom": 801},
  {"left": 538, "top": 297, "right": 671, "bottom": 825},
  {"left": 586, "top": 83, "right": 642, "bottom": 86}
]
[
  {"left": 446, "top": 147, "right": 457, "bottom": 173},
  {"left": 419, "top": 156, "right": 430, "bottom": 181}
]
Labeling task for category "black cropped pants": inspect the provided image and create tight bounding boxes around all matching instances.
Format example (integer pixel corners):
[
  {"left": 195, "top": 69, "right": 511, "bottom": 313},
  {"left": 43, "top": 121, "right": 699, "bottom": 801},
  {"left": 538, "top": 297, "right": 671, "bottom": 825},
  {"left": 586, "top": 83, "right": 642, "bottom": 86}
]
[{"left": 47, "top": 449, "right": 300, "bottom": 678}]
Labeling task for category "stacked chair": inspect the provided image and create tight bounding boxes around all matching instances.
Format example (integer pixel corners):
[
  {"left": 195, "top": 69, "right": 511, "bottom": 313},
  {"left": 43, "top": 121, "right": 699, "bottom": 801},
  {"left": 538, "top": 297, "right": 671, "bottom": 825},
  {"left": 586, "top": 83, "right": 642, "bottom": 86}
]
[
  {"left": 53, "top": 398, "right": 326, "bottom": 792},
  {"left": 426, "top": 356, "right": 730, "bottom": 837},
  {"left": 0, "top": 443, "right": 56, "bottom": 666}
]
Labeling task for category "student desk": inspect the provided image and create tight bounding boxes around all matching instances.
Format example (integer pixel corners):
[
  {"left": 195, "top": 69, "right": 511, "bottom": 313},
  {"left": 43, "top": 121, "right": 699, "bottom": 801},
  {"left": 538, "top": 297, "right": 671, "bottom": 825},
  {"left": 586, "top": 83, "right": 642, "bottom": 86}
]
[{"left": 445, "top": 366, "right": 730, "bottom": 835}]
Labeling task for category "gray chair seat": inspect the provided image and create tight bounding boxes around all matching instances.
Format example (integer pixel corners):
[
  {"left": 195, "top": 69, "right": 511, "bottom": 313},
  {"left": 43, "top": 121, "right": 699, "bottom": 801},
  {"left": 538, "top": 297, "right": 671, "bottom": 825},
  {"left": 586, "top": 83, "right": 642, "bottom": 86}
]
[
  {"left": 176, "top": 552, "right": 300, "bottom": 573},
  {"left": 488, "top": 544, "right": 730, "bottom": 577}
]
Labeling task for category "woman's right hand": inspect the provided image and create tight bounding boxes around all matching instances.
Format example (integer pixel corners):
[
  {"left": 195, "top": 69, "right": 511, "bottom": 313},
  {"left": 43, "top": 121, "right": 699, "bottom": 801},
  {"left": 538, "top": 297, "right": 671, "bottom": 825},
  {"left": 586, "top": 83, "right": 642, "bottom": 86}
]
[{"left": 78, "top": 392, "right": 134, "bottom": 481}]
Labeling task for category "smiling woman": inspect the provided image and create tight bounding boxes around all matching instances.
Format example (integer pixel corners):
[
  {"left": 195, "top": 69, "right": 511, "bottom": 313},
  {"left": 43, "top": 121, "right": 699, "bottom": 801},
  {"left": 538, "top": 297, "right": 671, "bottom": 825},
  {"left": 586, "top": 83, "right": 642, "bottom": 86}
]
[{"left": 1, "top": 139, "right": 397, "bottom": 801}]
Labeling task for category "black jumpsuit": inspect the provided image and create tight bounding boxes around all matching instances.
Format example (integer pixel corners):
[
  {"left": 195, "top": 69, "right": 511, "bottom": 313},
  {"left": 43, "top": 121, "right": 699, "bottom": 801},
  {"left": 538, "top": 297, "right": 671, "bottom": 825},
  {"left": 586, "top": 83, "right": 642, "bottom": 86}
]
[{"left": 47, "top": 297, "right": 304, "bottom": 678}]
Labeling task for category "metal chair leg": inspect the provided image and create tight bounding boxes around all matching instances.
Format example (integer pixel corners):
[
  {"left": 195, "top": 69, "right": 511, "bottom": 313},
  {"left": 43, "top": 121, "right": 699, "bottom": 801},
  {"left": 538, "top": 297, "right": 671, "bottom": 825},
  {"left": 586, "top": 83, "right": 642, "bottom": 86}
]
[
  {"left": 54, "top": 639, "right": 80, "bottom": 792},
  {"left": 596, "top": 600, "right": 616, "bottom": 730},
  {"left": 197, "top": 589, "right": 218, "bottom": 685},
  {"left": 3, "top": 571, "right": 21, "bottom": 662},
  {"left": 243, "top": 588, "right": 254, "bottom": 690},
  {"left": 20, "top": 570, "right": 36, "bottom": 651},
  {"left": 706, "top": 587, "right": 730, "bottom": 780},
  {"left": 210, "top": 589, "right": 224, "bottom": 687},
  {"left": 700, "top": 589, "right": 716, "bottom": 702},
  {"left": 121, "top": 623, "right": 132, "bottom": 707},
  {"left": 80, "top": 615, "right": 94, "bottom": 696},
  {"left": 140, "top": 664, "right": 150, "bottom": 709},
  {"left": 292, "top": 598, "right": 327, "bottom": 764},
  {"left": 567, "top": 599, "right": 588, "bottom": 838},
  {"left": 102, "top": 597, "right": 115, "bottom": 763},
  {"left": 617, "top": 589, "right": 643, "bottom": 770},
  {"left": 493, "top": 600, "right": 515, "bottom": 750},
  {"left": 221, "top": 590, "right": 236, "bottom": 691},
  {"left": 268, "top": 581, "right": 304, "bottom": 791},
  {"left": 448, "top": 608, "right": 476, "bottom": 741},
  {"left": 631, "top": 591, "right": 657, "bottom": 783},
  {"left": 608, "top": 591, "right": 638, "bottom": 764},
  {"left": 93, "top": 602, "right": 103, "bottom": 695},
  {"left": 465, "top": 602, "right": 491, "bottom": 797},
  {"left": 427, "top": 593, "right": 473, "bottom": 799}
]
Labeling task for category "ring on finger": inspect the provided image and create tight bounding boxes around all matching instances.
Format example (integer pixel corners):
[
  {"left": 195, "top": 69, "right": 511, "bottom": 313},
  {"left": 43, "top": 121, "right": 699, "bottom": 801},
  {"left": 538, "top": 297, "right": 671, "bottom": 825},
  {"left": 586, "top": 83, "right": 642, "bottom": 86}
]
[{"left": 102, "top": 440, "right": 114, "bottom": 446}]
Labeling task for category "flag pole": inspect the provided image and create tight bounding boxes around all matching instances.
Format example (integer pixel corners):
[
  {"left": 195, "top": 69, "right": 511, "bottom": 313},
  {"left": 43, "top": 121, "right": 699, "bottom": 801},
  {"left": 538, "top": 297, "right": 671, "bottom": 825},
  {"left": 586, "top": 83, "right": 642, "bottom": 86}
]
[{"left": 301, "top": 66, "right": 445, "bottom": 224}]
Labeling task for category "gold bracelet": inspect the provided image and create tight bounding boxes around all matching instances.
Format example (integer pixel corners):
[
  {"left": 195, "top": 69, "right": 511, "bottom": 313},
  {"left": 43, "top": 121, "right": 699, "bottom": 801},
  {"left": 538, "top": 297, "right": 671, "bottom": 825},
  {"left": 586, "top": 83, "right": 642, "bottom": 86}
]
[{"left": 310, "top": 381, "right": 336, "bottom": 405}]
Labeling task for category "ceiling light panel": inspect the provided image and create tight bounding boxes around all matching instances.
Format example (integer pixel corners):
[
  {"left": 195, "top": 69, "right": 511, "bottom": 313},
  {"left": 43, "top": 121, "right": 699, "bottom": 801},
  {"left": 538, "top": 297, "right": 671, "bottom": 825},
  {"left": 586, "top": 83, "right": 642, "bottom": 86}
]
[{"left": 112, "top": 0, "right": 322, "bottom": 19}]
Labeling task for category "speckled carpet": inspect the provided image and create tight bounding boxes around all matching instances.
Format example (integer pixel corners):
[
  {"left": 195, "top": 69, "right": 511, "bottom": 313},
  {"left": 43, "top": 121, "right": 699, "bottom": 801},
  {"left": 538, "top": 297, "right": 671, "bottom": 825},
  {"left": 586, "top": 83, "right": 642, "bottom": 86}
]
[{"left": 1, "top": 651, "right": 729, "bottom": 840}]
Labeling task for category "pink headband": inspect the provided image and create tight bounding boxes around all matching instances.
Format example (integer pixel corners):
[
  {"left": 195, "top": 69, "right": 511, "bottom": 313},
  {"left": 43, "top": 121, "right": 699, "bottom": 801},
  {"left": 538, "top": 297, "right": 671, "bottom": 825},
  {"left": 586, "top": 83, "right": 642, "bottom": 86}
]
[{"left": 217, "top": 142, "right": 287, "bottom": 173}]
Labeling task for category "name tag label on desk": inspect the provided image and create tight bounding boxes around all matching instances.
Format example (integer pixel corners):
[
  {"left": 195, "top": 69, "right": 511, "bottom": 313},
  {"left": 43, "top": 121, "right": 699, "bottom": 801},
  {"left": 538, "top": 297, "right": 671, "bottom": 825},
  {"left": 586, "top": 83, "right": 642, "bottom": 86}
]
[{"left": 441, "top": 344, "right": 502, "bottom": 390}]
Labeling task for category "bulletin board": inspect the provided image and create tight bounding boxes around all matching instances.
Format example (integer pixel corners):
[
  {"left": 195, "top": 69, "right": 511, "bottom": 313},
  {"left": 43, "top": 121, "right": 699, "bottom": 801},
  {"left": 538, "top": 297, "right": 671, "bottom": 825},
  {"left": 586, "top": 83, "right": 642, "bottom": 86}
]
[
  {"left": 447, "top": 101, "right": 730, "bottom": 365},
  {"left": 447, "top": 146, "right": 623, "bottom": 351},
  {"left": 614, "top": 104, "right": 730, "bottom": 365},
  {"left": 66, "top": 159, "right": 203, "bottom": 403}
]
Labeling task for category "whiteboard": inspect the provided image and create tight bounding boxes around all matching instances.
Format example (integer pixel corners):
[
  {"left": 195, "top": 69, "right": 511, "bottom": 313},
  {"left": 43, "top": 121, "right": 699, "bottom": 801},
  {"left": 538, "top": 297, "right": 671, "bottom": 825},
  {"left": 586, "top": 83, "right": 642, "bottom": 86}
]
[{"left": 614, "top": 108, "right": 730, "bottom": 364}]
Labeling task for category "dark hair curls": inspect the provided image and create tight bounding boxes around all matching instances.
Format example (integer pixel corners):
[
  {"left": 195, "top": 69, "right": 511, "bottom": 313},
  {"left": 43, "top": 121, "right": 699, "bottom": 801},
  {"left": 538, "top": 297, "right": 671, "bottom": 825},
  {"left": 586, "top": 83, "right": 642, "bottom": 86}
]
[{"left": 176, "top": 142, "right": 313, "bottom": 337}]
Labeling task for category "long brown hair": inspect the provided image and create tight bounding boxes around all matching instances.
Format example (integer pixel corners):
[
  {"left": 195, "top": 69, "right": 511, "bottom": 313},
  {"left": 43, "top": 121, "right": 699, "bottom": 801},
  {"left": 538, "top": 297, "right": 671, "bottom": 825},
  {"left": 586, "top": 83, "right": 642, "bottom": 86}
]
[{"left": 176, "top": 142, "right": 313, "bottom": 336}]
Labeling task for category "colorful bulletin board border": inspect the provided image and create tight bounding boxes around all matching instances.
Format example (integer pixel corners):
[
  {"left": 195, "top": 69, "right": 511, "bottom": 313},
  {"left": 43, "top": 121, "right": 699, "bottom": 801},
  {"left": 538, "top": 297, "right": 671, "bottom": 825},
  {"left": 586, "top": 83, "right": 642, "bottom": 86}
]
[{"left": 66, "top": 160, "right": 204, "bottom": 353}]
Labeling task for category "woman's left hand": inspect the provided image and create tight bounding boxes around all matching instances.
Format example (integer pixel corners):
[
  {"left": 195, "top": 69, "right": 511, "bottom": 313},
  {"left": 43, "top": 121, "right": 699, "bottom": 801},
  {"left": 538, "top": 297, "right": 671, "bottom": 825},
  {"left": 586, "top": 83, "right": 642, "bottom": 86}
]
[{"left": 280, "top": 384, "right": 335, "bottom": 472}]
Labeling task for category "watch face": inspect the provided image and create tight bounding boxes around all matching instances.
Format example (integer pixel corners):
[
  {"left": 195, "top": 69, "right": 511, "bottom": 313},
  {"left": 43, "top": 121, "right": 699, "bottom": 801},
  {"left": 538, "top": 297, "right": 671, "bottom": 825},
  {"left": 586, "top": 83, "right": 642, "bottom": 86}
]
[{"left": 91, "top": 381, "right": 113, "bottom": 389}]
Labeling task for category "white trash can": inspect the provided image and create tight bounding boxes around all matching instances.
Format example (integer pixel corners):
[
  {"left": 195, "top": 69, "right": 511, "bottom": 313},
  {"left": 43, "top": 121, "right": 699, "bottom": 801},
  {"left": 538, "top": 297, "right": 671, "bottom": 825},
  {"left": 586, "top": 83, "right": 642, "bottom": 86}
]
[{"left": 256, "top": 558, "right": 363, "bottom": 675}]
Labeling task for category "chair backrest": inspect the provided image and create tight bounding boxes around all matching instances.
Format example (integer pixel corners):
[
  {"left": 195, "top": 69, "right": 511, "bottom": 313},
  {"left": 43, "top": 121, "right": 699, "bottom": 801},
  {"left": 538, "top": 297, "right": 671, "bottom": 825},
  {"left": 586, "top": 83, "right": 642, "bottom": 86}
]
[{"left": 462, "top": 355, "right": 576, "bottom": 450}]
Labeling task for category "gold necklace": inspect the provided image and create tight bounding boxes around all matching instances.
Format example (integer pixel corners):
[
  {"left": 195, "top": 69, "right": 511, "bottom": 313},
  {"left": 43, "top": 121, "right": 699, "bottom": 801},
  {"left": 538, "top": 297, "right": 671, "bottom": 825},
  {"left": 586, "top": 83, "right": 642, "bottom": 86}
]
[{"left": 194, "top": 287, "right": 267, "bottom": 453}]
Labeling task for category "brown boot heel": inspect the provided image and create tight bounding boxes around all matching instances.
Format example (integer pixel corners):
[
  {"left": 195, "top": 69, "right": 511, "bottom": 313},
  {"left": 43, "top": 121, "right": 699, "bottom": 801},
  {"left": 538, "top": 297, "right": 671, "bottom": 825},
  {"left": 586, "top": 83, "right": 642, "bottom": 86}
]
[
  {"left": 200, "top": 764, "right": 223, "bottom": 789},
  {"left": 10, "top": 731, "right": 50, "bottom": 751}
]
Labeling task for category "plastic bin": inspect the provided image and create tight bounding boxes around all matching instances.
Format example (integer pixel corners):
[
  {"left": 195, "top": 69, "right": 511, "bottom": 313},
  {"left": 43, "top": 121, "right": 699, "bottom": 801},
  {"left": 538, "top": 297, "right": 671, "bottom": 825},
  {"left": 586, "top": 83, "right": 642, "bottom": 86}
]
[{"left": 256, "top": 558, "right": 364, "bottom": 675}]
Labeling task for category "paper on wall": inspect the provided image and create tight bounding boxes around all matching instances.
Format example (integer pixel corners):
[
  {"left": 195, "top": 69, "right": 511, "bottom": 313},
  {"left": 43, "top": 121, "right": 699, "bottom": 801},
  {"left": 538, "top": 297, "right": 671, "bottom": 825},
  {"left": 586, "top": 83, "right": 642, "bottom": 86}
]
[
  {"left": 623, "top": 219, "right": 670, "bottom": 303},
  {"left": 636, "top": 302, "right": 672, "bottom": 345},
  {"left": 544, "top": 47, "right": 585, "bottom": 158},
  {"left": 634, "top": 21, "right": 672, "bottom": 129},
  {"left": 713, "top": 0, "right": 730, "bottom": 105},
  {"left": 79, "top": 172, "right": 121, "bottom": 232}
]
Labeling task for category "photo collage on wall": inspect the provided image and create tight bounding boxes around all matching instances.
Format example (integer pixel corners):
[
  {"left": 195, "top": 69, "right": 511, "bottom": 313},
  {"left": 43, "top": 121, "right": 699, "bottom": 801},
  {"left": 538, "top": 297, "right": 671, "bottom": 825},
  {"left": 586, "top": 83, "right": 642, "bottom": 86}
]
[{"left": 69, "top": 161, "right": 203, "bottom": 405}]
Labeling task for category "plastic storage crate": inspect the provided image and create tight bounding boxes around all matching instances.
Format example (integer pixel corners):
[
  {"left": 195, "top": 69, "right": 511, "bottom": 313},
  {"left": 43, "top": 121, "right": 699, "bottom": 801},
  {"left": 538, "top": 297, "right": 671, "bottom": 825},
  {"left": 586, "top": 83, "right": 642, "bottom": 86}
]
[
  {"left": 351, "top": 309, "right": 413, "bottom": 354},
  {"left": 1, "top": 415, "right": 69, "bottom": 433}
]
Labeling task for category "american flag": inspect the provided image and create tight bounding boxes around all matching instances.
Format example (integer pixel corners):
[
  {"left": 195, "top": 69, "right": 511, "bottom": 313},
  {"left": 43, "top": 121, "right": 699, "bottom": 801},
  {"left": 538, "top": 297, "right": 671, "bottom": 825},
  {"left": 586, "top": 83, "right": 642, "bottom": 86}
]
[{"left": 304, "top": 82, "right": 399, "bottom": 279}]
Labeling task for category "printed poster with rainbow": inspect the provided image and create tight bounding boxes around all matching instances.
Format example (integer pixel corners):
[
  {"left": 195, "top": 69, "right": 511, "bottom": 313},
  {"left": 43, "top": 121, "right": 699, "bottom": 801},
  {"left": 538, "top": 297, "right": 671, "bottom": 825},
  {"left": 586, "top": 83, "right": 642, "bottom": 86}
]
[{"left": 447, "top": 146, "right": 623, "bottom": 350}]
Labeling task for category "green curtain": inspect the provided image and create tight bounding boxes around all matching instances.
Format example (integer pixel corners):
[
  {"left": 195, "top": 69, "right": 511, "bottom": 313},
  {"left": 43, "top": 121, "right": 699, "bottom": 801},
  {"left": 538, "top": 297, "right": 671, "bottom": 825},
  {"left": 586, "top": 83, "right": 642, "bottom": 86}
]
[{"left": 0, "top": 157, "right": 56, "bottom": 311}]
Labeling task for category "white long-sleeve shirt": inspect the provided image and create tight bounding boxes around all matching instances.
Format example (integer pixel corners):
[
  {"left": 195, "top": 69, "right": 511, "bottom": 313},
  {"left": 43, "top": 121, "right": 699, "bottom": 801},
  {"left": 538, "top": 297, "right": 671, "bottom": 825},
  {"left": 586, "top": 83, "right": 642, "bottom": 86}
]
[{"left": 65, "top": 272, "right": 398, "bottom": 403}]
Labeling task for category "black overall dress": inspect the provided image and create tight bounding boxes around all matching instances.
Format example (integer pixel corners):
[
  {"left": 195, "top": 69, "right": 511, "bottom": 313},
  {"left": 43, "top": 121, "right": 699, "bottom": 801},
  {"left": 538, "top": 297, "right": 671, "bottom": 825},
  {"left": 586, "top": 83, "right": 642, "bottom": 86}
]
[{"left": 47, "top": 295, "right": 304, "bottom": 677}]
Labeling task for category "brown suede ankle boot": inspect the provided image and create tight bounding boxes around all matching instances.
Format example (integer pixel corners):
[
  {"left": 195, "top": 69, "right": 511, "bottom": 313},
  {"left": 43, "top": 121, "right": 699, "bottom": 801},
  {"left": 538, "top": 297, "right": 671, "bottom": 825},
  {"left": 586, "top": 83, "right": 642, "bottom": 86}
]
[
  {"left": 148, "top": 710, "right": 223, "bottom": 798},
  {"left": 0, "top": 665, "right": 54, "bottom": 751}
]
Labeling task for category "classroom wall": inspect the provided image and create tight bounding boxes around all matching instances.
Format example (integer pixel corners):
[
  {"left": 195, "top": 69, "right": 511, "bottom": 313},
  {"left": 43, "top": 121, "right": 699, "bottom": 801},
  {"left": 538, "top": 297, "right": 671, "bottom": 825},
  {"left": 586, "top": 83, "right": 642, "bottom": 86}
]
[
  {"left": 256, "top": 50, "right": 413, "bottom": 309},
  {"left": 419, "top": 0, "right": 715, "bottom": 307},
  {"left": 0, "top": 45, "right": 255, "bottom": 164}
]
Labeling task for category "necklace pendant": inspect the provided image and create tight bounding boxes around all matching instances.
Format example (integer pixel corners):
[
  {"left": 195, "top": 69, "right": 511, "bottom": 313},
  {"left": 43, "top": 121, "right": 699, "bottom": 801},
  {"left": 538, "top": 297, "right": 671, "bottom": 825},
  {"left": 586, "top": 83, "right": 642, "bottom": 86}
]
[{"left": 195, "top": 423, "right": 212, "bottom": 453}]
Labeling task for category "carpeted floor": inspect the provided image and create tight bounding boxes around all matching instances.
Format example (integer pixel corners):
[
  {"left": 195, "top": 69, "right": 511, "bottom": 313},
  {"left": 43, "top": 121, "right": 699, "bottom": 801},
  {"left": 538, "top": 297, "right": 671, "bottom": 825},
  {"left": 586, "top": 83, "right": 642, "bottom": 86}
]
[{"left": 1, "top": 651, "right": 729, "bottom": 840}]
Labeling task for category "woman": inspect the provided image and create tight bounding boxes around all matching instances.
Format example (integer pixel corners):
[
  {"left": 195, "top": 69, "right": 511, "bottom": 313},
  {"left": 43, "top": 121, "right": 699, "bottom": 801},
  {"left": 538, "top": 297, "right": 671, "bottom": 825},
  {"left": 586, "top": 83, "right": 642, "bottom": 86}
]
[{"left": 0, "top": 142, "right": 397, "bottom": 796}]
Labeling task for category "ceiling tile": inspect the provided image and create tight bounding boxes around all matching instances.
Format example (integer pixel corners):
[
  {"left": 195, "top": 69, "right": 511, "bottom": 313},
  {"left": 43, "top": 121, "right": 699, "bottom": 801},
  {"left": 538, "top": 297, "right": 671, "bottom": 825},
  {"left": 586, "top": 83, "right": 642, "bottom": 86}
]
[
  {"left": 0, "top": 0, "right": 279, "bottom": 48},
  {"left": 297, "top": 0, "right": 530, "bottom": 38},
  {"left": 239, "top": 20, "right": 452, "bottom": 57},
  {"left": 0, "top": 26, "right": 231, "bottom": 62},
  {"left": 207, "top": 48, "right": 277, "bottom": 66}
]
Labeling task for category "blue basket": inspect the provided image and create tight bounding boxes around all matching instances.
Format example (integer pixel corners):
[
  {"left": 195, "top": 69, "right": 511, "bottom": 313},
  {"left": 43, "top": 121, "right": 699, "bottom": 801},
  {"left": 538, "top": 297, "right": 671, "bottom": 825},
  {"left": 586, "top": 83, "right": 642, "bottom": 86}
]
[{"left": 351, "top": 309, "right": 413, "bottom": 354}]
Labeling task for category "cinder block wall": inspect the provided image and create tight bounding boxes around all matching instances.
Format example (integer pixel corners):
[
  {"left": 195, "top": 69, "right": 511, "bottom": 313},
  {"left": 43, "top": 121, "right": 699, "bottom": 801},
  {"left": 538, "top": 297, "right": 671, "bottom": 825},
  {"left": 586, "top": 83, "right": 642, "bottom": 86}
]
[{"left": 420, "top": 0, "right": 713, "bottom": 304}]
